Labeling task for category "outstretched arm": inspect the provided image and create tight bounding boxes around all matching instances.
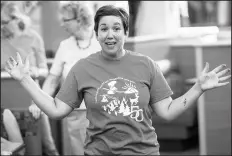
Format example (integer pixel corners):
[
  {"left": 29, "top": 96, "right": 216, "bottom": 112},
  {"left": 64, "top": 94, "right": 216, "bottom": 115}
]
[
  {"left": 152, "top": 62, "right": 231, "bottom": 121},
  {"left": 5, "top": 53, "right": 73, "bottom": 119},
  {"left": 29, "top": 74, "right": 61, "bottom": 119}
]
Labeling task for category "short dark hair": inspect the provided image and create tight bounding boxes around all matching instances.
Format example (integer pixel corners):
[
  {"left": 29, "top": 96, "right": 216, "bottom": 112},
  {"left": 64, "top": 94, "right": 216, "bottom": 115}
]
[{"left": 94, "top": 5, "right": 129, "bottom": 36}]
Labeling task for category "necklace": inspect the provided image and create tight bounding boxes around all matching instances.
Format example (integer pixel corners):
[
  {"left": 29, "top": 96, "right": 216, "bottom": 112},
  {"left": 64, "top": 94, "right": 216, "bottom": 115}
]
[{"left": 76, "top": 31, "right": 93, "bottom": 50}]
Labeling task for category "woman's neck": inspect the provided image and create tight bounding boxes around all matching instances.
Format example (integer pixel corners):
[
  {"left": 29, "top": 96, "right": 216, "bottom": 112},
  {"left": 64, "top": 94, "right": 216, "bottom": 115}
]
[
  {"left": 74, "top": 28, "right": 94, "bottom": 50},
  {"left": 74, "top": 28, "right": 93, "bottom": 41},
  {"left": 101, "top": 48, "right": 126, "bottom": 60}
]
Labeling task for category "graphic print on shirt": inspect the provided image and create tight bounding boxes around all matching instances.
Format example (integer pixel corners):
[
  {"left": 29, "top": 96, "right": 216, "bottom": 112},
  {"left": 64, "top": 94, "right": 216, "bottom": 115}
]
[{"left": 95, "top": 77, "right": 144, "bottom": 122}]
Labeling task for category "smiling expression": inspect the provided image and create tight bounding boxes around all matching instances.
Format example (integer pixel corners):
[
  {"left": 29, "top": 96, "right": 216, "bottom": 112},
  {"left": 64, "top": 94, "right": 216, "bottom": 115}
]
[{"left": 97, "top": 15, "right": 128, "bottom": 58}]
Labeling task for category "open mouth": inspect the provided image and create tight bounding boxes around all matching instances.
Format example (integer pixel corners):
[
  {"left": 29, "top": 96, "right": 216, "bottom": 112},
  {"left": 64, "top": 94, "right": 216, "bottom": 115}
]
[{"left": 105, "top": 42, "right": 116, "bottom": 45}]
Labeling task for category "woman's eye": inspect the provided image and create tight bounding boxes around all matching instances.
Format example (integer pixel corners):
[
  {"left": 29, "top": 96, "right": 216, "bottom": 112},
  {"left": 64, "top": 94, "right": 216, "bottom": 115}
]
[
  {"left": 101, "top": 28, "right": 107, "bottom": 31},
  {"left": 113, "top": 27, "right": 121, "bottom": 31}
]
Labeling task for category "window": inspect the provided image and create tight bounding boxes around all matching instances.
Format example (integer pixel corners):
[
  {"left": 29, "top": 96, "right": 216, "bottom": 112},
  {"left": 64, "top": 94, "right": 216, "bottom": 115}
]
[{"left": 180, "top": 1, "right": 231, "bottom": 27}]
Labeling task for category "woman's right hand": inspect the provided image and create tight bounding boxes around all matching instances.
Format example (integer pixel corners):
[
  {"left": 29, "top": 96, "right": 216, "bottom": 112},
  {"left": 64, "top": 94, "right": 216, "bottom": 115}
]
[{"left": 4, "top": 52, "right": 30, "bottom": 81}]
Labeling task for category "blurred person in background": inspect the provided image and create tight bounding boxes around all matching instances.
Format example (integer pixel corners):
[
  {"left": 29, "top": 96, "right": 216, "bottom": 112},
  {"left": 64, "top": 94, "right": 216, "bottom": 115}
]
[
  {"left": 4, "top": 5, "right": 231, "bottom": 155},
  {"left": 29, "top": 1, "right": 101, "bottom": 155},
  {"left": 1, "top": 2, "right": 59, "bottom": 155},
  {"left": 1, "top": 1, "right": 48, "bottom": 79},
  {"left": 1, "top": 107, "right": 24, "bottom": 155}
]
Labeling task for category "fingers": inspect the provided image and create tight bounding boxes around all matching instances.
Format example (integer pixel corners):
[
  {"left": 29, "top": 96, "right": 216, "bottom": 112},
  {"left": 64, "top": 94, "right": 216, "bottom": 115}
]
[
  {"left": 6, "top": 60, "right": 14, "bottom": 70},
  {"left": 4, "top": 65, "right": 11, "bottom": 74},
  {"left": 202, "top": 62, "right": 209, "bottom": 74},
  {"left": 16, "top": 52, "right": 23, "bottom": 65},
  {"left": 31, "top": 109, "right": 41, "bottom": 119},
  {"left": 217, "top": 68, "right": 231, "bottom": 77},
  {"left": 219, "top": 75, "right": 231, "bottom": 82},
  {"left": 212, "top": 64, "right": 226, "bottom": 73},
  {"left": 9, "top": 56, "right": 18, "bottom": 66},
  {"left": 216, "top": 82, "right": 230, "bottom": 88},
  {"left": 34, "top": 110, "right": 41, "bottom": 119},
  {"left": 5, "top": 56, "right": 17, "bottom": 72},
  {"left": 29, "top": 104, "right": 41, "bottom": 120},
  {"left": 25, "top": 55, "right": 30, "bottom": 68},
  {"left": 5, "top": 55, "right": 19, "bottom": 72}
]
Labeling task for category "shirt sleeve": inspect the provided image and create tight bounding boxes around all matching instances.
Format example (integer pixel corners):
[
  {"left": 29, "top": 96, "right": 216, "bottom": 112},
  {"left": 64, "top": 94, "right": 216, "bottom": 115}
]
[
  {"left": 55, "top": 68, "right": 83, "bottom": 109},
  {"left": 148, "top": 58, "right": 173, "bottom": 105},
  {"left": 32, "top": 30, "right": 48, "bottom": 69},
  {"left": 49, "top": 42, "right": 65, "bottom": 76}
]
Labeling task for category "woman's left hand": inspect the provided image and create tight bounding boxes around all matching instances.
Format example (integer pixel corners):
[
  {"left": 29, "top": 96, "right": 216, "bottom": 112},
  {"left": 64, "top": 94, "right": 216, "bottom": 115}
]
[{"left": 197, "top": 62, "right": 231, "bottom": 92}]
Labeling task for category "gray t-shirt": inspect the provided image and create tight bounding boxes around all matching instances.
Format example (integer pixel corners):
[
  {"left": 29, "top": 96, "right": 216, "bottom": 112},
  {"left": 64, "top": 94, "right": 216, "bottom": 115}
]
[{"left": 56, "top": 50, "right": 173, "bottom": 155}]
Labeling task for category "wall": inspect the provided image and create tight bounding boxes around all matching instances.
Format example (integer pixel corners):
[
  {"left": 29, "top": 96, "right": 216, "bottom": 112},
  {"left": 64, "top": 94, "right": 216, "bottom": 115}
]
[
  {"left": 40, "top": 1, "right": 182, "bottom": 53},
  {"left": 135, "top": 1, "right": 180, "bottom": 36},
  {"left": 41, "top": 1, "right": 69, "bottom": 54},
  {"left": 125, "top": 35, "right": 172, "bottom": 61},
  {"left": 195, "top": 45, "right": 231, "bottom": 155}
]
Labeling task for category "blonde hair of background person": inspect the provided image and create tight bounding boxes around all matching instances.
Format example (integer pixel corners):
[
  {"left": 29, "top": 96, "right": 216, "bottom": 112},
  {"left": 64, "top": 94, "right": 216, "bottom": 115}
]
[
  {"left": 1, "top": 108, "right": 25, "bottom": 155},
  {"left": 29, "top": 1, "right": 101, "bottom": 155},
  {"left": 4, "top": 5, "right": 231, "bottom": 155}
]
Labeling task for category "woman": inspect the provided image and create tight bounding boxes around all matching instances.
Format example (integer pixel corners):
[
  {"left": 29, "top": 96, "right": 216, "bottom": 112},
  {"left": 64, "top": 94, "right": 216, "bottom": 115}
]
[
  {"left": 1, "top": 2, "right": 48, "bottom": 78},
  {"left": 29, "top": 1, "right": 101, "bottom": 155},
  {"left": 4, "top": 5, "right": 231, "bottom": 155},
  {"left": 1, "top": 108, "right": 24, "bottom": 155},
  {"left": 1, "top": 3, "right": 58, "bottom": 155}
]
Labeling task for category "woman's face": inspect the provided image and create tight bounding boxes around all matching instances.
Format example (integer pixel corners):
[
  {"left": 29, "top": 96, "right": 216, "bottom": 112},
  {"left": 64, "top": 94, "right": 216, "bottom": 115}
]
[
  {"left": 97, "top": 15, "right": 127, "bottom": 57},
  {"left": 1, "top": 13, "right": 16, "bottom": 38},
  {"left": 1, "top": 11, "right": 25, "bottom": 38},
  {"left": 60, "top": 9, "right": 80, "bottom": 36}
]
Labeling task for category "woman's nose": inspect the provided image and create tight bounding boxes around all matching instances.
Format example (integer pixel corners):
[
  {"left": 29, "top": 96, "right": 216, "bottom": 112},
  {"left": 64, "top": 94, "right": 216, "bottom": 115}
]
[{"left": 106, "top": 29, "right": 114, "bottom": 39}]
